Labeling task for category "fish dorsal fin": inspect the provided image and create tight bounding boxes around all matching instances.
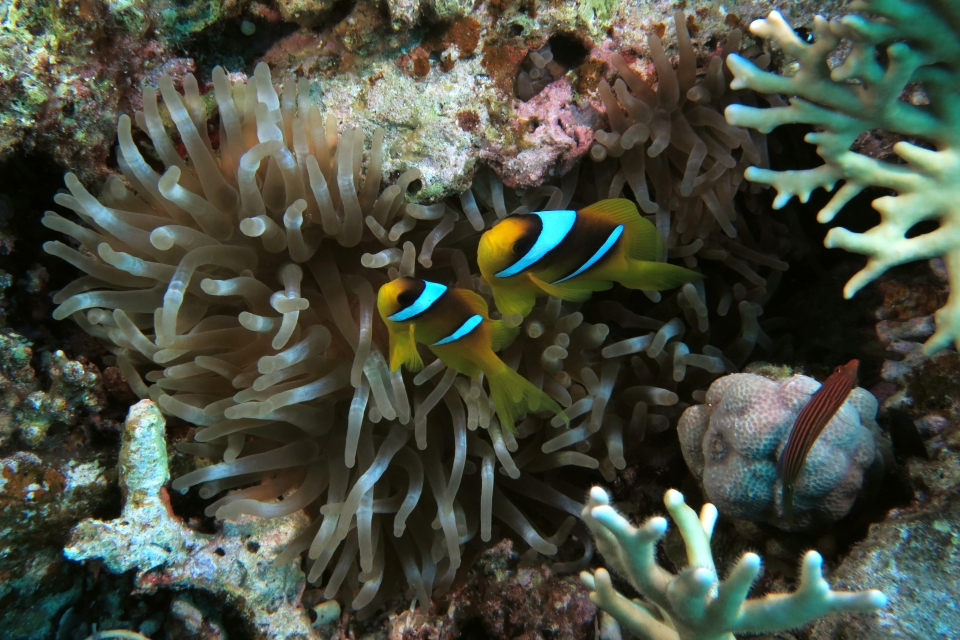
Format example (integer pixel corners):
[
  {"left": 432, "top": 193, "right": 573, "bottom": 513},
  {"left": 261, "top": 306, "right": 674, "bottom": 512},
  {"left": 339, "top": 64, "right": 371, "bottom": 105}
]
[
  {"left": 580, "top": 198, "right": 662, "bottom": 263},
  {"left": 489, "top": 319, "right": 520, "bottom": 352},
  {"left": 454, "top": 288, "right": 490, "bottom": 317}
]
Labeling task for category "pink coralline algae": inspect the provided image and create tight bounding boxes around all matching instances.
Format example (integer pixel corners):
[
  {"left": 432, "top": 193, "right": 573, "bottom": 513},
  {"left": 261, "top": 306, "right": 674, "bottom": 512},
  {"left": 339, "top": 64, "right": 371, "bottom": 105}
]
[{"left": 482, "top": 79, "right": 599, "bottom": 189}]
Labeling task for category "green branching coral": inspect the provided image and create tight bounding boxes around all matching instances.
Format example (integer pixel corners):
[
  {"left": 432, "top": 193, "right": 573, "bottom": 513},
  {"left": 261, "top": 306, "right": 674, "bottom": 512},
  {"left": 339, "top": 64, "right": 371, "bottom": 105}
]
[
  {"left": 725, "top": 1, "right": 960, "bottom": 355},
  {"left": 580, "top": 487, "right": 886, "bottom": 640}
]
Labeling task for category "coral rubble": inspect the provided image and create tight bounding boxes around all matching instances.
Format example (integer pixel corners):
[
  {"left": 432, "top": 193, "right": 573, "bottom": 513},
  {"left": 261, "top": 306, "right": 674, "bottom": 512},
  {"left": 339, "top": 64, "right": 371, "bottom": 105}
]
[
  {"left": 0, "top": 448, "right": 112, "bottom": 639},
  {"left": 65, "top": 400, "right": 316, "bottom": 640}
]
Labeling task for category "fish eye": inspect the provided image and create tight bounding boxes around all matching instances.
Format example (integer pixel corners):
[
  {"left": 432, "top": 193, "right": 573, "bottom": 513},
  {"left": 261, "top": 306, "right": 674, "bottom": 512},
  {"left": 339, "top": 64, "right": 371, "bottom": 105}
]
[
  {"left": 397, "top": 289, "right": 419, "bottom": 307},
  {"left": 512, "top": 234, "right": 535, "bottom": 256}
]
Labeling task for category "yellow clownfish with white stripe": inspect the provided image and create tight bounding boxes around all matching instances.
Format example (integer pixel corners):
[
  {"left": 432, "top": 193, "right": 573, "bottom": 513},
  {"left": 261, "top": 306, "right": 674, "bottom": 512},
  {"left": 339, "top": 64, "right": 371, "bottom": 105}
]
[
  {"left": 478, "top": 199, "right": 701, "bottom": 317},
  {"left": 377, "top": 277, "right": 566, "bottom": 432}
]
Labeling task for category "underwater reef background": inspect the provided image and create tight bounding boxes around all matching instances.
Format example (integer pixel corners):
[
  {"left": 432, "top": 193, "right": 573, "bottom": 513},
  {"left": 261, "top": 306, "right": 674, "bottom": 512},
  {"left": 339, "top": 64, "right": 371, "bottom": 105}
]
[{"left": 1, "top": 0, "right": 959, "bottom": 638}]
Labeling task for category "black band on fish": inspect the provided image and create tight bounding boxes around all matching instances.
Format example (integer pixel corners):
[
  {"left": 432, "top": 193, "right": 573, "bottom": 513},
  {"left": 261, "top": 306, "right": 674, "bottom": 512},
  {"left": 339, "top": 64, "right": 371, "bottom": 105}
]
[
  {"left": 552, "top": 224, "right": 624, "bottom": 284},
  {"left": 388, "top": 281, "right": 447, "bottom": 322},
  {"left": 495, "top": 210, "right": 576, "bottom": 278}
]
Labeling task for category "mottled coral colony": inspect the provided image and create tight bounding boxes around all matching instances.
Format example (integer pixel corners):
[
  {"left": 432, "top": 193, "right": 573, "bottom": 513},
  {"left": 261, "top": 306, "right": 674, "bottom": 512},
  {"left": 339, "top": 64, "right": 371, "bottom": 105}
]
[{"left": 44, "top": 7, "right": 887, "bottom": 625}]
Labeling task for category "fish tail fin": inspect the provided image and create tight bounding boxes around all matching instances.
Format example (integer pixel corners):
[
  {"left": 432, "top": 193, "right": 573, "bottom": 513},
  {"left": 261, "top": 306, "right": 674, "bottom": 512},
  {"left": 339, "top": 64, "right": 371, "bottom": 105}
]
[
  {"left": 620, "top": 258, "right": 702, "bottom": 291},
  {"left": 489, "top": 319, "right": 520, "bottom": 352},
  {"left": 389, "top": 323, "right": 423, "bottom": 372},
  {"left": 484, "top": 358, "right": 567, "bottom": 433},
  {"left": 783, "top": 485, "right": 796, "bottom": 526}
]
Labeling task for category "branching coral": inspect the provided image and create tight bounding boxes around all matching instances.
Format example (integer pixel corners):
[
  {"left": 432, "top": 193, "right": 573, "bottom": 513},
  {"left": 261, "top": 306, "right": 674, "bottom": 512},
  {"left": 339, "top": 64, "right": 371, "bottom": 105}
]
[
  {"left": 725, "top": 1, "right": 960, "bottom": 355},
  {"left": 65, "top": 401, "right": 316, "bottom": 640},
  {"left": 580, "top": 486, "right": 887, "bottom": 640}
]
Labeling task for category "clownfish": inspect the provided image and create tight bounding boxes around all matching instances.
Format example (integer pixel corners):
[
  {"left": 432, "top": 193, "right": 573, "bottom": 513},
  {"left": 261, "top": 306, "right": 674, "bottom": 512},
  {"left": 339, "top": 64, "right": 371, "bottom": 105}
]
[
  {"left": 778, "top": 359, "right": 859, "bottom": 525},
  {"left": 477, "top": 199, "right": 701, "bottom": 317},
  {"left": 377, "top": 277, "right": 566, "bottom": 432}
]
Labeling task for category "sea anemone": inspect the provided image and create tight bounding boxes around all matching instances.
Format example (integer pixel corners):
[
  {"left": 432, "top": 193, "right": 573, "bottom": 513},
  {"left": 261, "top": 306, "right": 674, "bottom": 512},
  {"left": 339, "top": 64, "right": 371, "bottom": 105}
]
[
  {"left": 43, "top": 62, "right": 630, "bottom": 613},
  {"left": 589, "top": 11, "right": 787, "bottom": 363}
]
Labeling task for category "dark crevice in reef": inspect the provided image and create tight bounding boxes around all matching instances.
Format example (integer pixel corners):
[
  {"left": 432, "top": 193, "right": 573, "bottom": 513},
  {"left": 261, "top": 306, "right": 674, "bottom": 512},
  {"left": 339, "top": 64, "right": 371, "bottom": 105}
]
[
  {"left": 53, "top": 576, "right": 251, "bottom": 640},
  {"left": 0, "top": 149, "right": 134, "bottom": 452},
  {"left": 757, "top": 122, "right": 886, "bottom": 379},
  {"left": 545, "top": 32, "right": 590, "bottom": 69},
  {"left": 0, "top": 150, "right": 80, "bottom": 345},
  {"left": 178, "top": 16, "right": 301, "bottom": 81},
  {"left": 738, "top": 122, "right": 915, "bottom": 554}
]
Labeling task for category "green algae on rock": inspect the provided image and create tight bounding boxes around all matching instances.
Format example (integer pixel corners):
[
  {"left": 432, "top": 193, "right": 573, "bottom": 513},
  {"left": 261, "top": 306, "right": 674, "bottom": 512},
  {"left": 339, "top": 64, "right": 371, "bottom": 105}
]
[{"left": 0, "top": 330, "right": 105, "bottom": 447}]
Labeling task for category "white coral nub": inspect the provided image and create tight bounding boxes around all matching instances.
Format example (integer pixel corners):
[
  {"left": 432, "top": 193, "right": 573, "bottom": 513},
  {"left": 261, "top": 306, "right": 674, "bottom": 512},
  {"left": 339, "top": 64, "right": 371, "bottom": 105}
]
[{"left": 580, "top": 487, "right": 886, "bottom": 640}]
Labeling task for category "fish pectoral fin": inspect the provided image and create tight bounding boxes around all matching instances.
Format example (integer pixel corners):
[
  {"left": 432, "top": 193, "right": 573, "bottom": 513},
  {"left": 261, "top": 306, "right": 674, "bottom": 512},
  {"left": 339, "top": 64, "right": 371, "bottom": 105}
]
[
  {"left": 528, "top": 273, "right": 601, "bottom": 302},
  {"left": 492, "top": 282, "right": 537, "bottom": 317},
  {"left": 581, "top": 198, "right": 663, "bottom": 262},
  {"left": 489, "top": 319, "right": 520, "bottom": 352},
  {"left": 486, "top": 361, "right": 565, "bottom": 433},
  {"left": 389, "top": 323, "right": 424, "bottom": 372},
  {"left": 620, "top": 260, "right": 702, "bottom": 291}
]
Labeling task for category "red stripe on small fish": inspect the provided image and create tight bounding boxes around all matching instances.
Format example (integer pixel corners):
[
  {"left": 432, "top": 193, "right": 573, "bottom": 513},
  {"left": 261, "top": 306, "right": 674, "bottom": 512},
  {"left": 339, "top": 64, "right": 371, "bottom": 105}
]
[{"left": 778, "top": 359, "right": 859, "bottom": 521}]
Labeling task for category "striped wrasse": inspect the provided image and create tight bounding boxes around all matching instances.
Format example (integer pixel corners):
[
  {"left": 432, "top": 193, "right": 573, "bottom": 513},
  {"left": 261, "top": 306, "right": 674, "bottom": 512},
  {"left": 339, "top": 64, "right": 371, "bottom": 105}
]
[
  {"left": 377, "top": 277, "right": 566, "bottom": 432},
  {"left": 778, "top": 359, "right": 859, "bottom": 525},
  {"left": 477, "top": 199, "right": 700, "bottom": 317}
]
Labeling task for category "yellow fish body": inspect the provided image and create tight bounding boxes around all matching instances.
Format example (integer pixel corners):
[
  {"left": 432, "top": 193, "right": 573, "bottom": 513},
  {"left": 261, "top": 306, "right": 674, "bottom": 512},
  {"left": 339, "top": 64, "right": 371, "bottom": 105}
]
[
  {"left": 478, "top": 199, "right": 700, "bottom": 317},
  {"left": 377, "top": 277, "right": 566, "bottom": 432}
]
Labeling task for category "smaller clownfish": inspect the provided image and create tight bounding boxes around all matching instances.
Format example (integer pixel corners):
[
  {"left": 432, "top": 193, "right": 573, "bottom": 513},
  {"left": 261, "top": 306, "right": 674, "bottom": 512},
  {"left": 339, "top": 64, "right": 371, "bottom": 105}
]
[
  {"left": 477, "top": 199, "right": 701, "bottom": 317},
  {"left": 377, "top": 277, "right": 567, "bottom": 432},
  {"left": 778, "top": 359, "right": 859, "bottom": 525}
]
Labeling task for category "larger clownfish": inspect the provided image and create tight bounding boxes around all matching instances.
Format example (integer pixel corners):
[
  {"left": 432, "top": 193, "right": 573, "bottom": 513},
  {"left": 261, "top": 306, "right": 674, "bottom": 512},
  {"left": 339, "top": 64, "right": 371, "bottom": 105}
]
[
  {"left": 478, "top": 199, "right": 701, "bottom": 317},
  {"left": 377, "top": 277, "right": 566, "bottom": 432}
]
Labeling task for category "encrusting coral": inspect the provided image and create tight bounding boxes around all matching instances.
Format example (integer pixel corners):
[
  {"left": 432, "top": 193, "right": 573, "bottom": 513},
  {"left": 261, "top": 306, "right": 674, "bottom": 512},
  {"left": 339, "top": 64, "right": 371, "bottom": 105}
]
[
  {"left": 0, "top": 330, "right": 105, "bottom": 447},
  {"left": 677, "top": 371, "right": 885, "bottom": 530},
  {"left": 580, "top": 486, "right": 887, "bottom": 640},
  {"left": 725, "top": 0, "right": 960, "bottom": 355}
]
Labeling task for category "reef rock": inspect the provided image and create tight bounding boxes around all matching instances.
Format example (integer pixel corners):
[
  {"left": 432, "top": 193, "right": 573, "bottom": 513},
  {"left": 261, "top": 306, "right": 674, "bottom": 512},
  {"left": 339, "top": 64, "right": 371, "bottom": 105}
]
[
  {"left": 64, "top": 400, "right": 317, "bottom": 640},
  {"left": 810, "top": 370, "right": 960, "bottom": 638},
  {"left": 678, "top": 372, "right": 886, "bottom": 530}
]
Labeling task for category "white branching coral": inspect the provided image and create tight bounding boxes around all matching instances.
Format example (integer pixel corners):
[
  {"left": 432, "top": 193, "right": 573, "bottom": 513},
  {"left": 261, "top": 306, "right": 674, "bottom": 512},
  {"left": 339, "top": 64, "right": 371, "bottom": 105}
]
[
  {"left": 725, "top": 2, "right": 960, "bottom": 355},
  {"left": 580, "top": 486, "right": 887, "bottom": 640}
]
